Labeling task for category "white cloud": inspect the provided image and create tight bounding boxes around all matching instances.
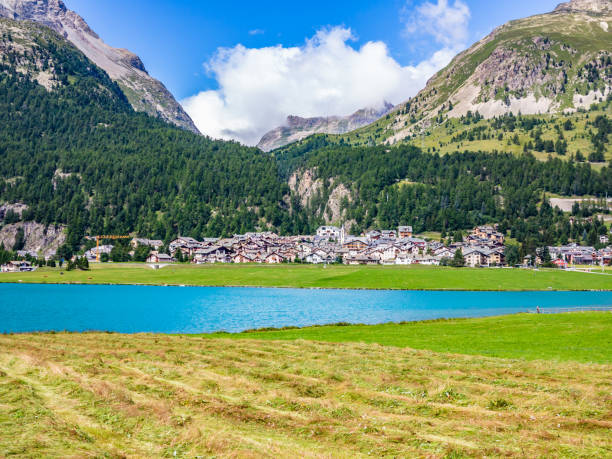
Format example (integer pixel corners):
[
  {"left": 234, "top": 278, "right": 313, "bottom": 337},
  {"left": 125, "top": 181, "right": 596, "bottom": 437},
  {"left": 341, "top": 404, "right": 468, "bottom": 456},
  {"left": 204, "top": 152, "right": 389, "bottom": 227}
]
[
  {"left": 182, "top": 27, "right": 458, "bottom": 146},
  {"left": 248, "top": 29, "right": 265, "bottom": 36},
  {"left": 403, "top": 0, "right": 471, "bottom": 48}
]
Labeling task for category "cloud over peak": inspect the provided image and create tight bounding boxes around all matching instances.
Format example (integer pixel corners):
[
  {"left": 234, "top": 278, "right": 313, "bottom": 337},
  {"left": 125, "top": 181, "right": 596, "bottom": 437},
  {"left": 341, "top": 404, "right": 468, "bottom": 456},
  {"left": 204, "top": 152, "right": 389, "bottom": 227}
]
[{"left": 183, "top": 3, "right": 471, "bottom": 146}]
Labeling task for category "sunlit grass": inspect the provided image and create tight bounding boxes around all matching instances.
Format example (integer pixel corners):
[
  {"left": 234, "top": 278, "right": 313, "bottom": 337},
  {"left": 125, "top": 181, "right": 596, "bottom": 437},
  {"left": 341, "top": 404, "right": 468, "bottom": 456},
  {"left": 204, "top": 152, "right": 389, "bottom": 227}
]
[
  {"left": 1, "top": 263, "right": 610, "bottom": 291},
  {"left": 1, "top": 328, "right": 611, "bottom": 457},
  {"left": 208, "top": 312, "right": 612, "bottom": 364}
]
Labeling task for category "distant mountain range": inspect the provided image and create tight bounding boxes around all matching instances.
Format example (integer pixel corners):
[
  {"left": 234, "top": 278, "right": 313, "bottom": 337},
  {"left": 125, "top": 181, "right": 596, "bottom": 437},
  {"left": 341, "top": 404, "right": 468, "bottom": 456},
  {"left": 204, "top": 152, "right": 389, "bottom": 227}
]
[
  {"left": 0, "top": 0, "right": 199, "bottom": 133},
  {"left": 257, "top": 103, "right": 394, "bottom": 152}
]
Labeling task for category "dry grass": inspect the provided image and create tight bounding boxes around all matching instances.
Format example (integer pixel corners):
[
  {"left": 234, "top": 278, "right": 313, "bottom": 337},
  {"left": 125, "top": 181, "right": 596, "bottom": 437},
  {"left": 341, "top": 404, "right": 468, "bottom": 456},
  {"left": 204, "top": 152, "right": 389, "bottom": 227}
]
[{"left": 0, "top": 333, "right": 611, "bottom": 458}]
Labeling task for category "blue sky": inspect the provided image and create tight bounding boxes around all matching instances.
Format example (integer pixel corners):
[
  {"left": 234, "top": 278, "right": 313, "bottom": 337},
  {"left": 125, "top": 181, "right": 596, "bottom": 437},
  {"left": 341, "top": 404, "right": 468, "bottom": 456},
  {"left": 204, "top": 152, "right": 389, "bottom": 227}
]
[
  {"left": 63, "top": 0, "right": 561, "bottom": 144},
  {"left": 65, "top": 0, "right": 559, "bottom": 99}
]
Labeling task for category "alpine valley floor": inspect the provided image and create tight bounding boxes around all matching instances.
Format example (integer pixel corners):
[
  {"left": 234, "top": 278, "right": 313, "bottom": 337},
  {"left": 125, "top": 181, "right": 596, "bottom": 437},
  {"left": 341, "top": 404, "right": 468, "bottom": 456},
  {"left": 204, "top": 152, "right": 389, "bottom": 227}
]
[{"left": 0, "top": 263, "right": 611, "bottom": 291}]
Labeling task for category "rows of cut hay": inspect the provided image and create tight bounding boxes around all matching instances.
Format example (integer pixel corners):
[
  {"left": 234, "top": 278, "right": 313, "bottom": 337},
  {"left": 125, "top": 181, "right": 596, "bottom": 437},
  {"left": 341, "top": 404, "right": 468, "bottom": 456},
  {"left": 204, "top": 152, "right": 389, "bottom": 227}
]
[{"left": 0, "top": 333, "right": 610, "bottom": 457}]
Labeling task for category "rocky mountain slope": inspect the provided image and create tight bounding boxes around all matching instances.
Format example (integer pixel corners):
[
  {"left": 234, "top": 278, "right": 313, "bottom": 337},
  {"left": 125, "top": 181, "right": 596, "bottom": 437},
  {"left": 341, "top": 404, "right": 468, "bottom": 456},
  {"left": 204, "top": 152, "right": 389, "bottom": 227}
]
[
  {"left": 0, "top": 0, "right": 198, "bottom": 133},
  {"left": 335, "top": 0, "right": 611, "bottom": 147},
  {"left": 257, "top": 103, "right": 393, "bottom": 152}
]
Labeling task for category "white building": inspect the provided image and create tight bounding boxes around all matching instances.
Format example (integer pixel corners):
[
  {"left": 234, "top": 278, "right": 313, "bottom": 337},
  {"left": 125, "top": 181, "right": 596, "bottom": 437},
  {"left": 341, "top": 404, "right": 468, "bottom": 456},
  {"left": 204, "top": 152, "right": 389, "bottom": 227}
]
[
  {"left": 1, "top": 261, "right": 35, "bottom": 272},
  {"left": 316, "top": 226, "right": 343, "bottom": 241}
]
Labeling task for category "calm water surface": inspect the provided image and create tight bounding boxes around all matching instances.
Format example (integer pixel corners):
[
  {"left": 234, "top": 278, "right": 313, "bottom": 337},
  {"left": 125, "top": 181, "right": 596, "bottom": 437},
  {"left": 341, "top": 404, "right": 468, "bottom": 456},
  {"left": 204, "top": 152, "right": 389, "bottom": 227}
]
[{"left": 1, "top": 284, "right": 611, "bottom": 334}]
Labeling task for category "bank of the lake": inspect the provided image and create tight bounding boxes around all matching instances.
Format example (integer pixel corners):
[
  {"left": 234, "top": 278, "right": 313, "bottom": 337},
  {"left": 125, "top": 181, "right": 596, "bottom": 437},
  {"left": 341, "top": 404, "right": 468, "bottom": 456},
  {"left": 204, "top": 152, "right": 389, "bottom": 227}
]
[
  {"left": 205, "top": 312, "right": 612, "bottom": 364},
  {"left": 0, "top": 263, "right": 611, "bottom": 291}
]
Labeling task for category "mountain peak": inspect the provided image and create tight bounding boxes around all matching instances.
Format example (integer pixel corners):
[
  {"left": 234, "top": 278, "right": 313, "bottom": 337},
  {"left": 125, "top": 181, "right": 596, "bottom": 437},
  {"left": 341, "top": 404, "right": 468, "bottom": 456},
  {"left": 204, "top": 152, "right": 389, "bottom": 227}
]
[
  {"left": 554, "top": 0, "right": 612, "bottom": 13},
  {"left": 0, "top": 0, "right": 199, "bottom": 133},
  {"left": 0, "top": 0, "right": 97, "bottom": 37},
  {"left": 335, "top": 0, "right": 611, "bottom": 148},
  {"left": 257, "top": 103, "right": 394, "bottom": 151}
]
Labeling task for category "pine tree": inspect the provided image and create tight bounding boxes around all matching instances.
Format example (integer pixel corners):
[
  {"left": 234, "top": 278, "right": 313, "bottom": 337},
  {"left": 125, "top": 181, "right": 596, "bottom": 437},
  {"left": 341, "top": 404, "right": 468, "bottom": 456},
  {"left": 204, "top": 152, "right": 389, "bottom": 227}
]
[
  {"left": 12, "top": 228, "right": 25, "bottom": 251},
  {"left": 451, "top": 250, "right": 465, "bottom": 268}
]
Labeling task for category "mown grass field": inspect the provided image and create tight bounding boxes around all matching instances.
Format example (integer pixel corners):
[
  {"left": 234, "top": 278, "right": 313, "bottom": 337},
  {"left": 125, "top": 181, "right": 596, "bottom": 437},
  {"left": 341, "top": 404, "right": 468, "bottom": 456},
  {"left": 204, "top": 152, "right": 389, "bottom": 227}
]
[
  {"left": 1, "top": 263, "right": 611, "bottom": 291},
  {"left": 1, "top": 317, "right": 611, "bottom": 458},
  {"left": 214, "top": 312, "right": 612, "bottom": 364}
]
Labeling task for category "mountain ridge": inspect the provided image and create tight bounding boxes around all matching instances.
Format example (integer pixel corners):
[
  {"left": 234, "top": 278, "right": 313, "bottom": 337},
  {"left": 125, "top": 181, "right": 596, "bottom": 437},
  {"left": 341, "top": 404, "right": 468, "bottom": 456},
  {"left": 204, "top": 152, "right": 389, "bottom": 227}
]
[
  {"left": 554, "top": 0, "right": 612, "bottom": 13},
  {"left": 0, "top": 0, "right": 199, "bottom": 133},
  {"left": 257, "top": 102, "right": 394, "bottom": 152},
  {"left": 301, "top": 0, "right": 611, "bottom": 150}
]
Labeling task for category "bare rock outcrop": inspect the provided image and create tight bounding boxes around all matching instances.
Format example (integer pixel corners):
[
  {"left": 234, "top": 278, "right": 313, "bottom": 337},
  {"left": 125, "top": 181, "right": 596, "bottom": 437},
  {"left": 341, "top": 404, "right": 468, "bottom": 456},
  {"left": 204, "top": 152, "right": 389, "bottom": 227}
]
[
  {"left": 289, "top": 169, "right": 352, "bottom": 224},
  {"left": 0, "top": 0, "right": 199, "bottom": 133},
  {"left": 0, "top": 222, "right": 66, "bottom": 257},
  {"left": 325, "top": 184, "right": 351, "bottom": 224},
  {"left": 288, "top": 169, "right": 323, "bottom": 208},
  {"left": 0, "top": 202, "right": 29, "bottom": 220},
  {"left": 554, "top": 0, "right": 612, "bottom": 14}
]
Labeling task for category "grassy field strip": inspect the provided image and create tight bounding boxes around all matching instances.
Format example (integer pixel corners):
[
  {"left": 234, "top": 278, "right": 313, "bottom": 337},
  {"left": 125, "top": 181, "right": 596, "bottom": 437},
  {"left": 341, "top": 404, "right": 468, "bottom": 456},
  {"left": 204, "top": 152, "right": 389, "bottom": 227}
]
[
  {"left": 0, "top": 337, "right": 335, "bottom": 458},
  {"left": 218, "top": 313, "right": 612, "bottom": 364},
  {"left": 1, "top": 333, "right": 611, "bottom": 457},
  {"left": 0, "top": 263, "right": 611, "bottom": 290}
]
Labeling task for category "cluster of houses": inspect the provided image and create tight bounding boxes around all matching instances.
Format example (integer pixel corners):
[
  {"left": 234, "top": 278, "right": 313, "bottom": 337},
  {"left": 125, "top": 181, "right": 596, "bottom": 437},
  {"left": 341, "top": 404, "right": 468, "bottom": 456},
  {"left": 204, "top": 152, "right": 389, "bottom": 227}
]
[
  {"left": 82, "top": 238, "right": 165, "bottom": 262},
  {"left": 337, "top": 225, "right": 506, "bottom": 267},
  {"left": 534, "top": 243, "right": 612, "bottom": 268},
  {"left": 137, "top": 225, "right": 511, "bottom": 268},
  {"left": 4, "top": 224, "right": 611, "bottom": 271}
]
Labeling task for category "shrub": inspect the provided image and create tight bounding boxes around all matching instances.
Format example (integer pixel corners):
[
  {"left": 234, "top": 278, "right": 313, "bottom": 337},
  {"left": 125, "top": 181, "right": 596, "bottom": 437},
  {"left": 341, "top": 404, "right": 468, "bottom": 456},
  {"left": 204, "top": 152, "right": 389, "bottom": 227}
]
[{"left": 488, "top": 398, "right": 513, "bottom": 410}]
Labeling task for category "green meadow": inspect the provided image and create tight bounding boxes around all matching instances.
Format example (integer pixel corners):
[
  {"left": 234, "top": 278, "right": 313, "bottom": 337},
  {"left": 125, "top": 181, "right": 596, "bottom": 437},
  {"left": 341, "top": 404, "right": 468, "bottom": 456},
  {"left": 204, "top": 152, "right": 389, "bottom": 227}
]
[
  {"left": 210, "top": 312, "right": 612, "bottom": 364},
  {"left": 1, "top": 263, "right": 611, "bottom": 290}
]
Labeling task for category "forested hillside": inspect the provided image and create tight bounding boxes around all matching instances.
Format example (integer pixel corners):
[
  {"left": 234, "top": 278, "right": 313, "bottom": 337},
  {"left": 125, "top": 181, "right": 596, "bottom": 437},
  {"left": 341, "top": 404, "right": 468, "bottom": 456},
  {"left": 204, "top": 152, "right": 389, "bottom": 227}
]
[
  {"left": 0, "top": 19, "right": 303, "bottom": 254},
  {"left": 308, "top": 100, "right": 612, "bottom": 164},
  {"left": 278, "top": 138, "right": 612, "bottom": 249}
]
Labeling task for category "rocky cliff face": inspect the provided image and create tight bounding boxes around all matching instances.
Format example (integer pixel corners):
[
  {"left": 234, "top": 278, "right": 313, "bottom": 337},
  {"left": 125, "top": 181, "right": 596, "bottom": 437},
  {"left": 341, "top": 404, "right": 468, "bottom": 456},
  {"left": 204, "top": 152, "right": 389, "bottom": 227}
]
[
  {"left": 288, "top": 169, "right": 352, "bottom": 225},
  {"left": 554, "top": 0, "right": 612, "bottom": 13},
  {"left": 0, "top": 222, "right": 66, "bottom": 257},
  {"left": 257, "top": 103, "right": 394, "bottom": 152},
  {"left": 0, "top": 0, "right": 199, "bottom": 133}
]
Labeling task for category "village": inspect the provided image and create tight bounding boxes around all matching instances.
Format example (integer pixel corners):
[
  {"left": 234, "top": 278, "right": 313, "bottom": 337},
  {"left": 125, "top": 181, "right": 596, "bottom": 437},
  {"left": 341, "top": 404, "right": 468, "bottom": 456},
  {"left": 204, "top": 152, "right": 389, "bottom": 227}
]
[
  {"left": 102, "top": 225, "right": 511, "bottom": 267},
  {"left": 2, "top": 224, "right": 612, "bottom": 273}
]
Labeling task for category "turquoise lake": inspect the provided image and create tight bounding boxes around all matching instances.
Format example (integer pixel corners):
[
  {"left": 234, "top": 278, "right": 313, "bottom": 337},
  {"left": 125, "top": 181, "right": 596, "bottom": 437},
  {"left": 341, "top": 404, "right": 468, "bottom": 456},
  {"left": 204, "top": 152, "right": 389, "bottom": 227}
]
[{"left": 1, "top": 284, "right": 611, "bottom": 334}]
